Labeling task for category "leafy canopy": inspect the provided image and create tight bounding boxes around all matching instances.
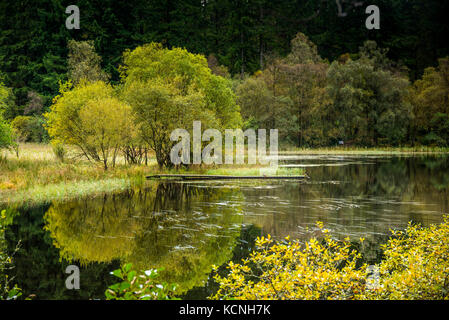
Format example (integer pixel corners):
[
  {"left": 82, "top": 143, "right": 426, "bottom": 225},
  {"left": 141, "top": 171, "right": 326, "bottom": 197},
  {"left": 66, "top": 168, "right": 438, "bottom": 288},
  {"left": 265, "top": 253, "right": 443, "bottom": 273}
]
[
  {"left": 120, "top": 43, "right": 242, "bottom": 167},
  {"left": 45, "top": 81, "right": 133, "bottom": 169}
]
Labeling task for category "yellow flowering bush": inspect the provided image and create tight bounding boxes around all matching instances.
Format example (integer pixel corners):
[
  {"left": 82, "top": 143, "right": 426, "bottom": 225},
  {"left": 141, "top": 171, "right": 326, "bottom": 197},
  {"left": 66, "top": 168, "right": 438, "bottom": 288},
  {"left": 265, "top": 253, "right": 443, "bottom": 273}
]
[
  {"left": 212, "top": 218, "right": 449, "bottom": 300},
  {"left": 211, "top": 223, "right": 368, "bottom": 300},
  {"left": 370, "top": 216, "right": 449, "bottom": 300}
]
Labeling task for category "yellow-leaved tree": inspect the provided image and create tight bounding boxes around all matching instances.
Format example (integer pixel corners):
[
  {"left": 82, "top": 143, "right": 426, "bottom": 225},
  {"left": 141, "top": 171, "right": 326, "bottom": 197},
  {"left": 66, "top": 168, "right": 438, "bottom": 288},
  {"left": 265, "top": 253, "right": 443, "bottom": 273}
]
[{"left": 45, "top": 81, "right": 134, "bottom": 169}]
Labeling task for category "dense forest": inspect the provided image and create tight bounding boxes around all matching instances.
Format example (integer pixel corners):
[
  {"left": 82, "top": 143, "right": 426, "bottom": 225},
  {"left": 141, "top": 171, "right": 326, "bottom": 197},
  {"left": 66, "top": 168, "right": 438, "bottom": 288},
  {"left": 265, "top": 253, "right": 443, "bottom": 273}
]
[{"left": 1, "top": 0, "right": 449, "bottom": 154}]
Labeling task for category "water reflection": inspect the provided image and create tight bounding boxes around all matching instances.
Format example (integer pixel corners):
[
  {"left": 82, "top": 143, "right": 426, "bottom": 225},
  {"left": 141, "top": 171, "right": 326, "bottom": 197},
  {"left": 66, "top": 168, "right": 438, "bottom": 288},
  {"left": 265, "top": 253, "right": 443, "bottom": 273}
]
[
  {"left": 44, "top": 182, "right": 244, "bottom": 294},
  {"left": 4, "top": 155, "right": 449, "bottom": 299},
  {"left": 237, "top": 156, "right": 449, "bottom": 261}
]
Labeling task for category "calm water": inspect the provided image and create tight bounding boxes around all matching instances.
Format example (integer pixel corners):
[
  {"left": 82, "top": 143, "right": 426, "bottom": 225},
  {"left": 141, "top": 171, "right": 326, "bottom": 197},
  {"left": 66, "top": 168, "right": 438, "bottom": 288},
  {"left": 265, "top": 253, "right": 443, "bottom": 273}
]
[{"left": 4, "top": 155, "right": 449, "bottom": 299}]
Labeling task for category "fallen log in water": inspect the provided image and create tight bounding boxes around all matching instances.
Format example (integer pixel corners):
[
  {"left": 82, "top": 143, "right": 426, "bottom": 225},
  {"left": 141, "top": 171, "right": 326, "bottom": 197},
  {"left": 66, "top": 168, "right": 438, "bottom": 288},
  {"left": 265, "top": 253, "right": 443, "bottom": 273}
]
[{"left": 146, "top": 174, "right": 309, "bottom": 181}]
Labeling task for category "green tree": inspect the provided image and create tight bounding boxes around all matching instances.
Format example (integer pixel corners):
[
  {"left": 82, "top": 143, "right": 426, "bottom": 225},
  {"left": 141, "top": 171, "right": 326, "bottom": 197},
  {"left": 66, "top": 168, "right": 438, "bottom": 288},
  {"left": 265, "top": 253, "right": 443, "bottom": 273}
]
[
  {"left": 420, "top": 112, "right": 449, "bottom": 147},
  {"left": 326, "top": 50, "right": 412, "bottom": 146},
  {"left": 120, "top": 43, "right": 241, "bottom": 167},
  {"left": 412, "top": 57, "right": 449, "bottom": 145},
  {"left": 67, "top": 40, "right": 110, "bottom": 86},
  {"left": 0, "top": 113, "right": 14, "bottom": 152},
  {"left": 45, "top": 81, "right": 133, "bottom": 169},
  {"left": 10, "top": 115, "right": 48, "bottom": 144},
  {"left": 0, "top": 83, "right": 18, "bottom": 121},
  {"left": 236, "top": 33, "right": 329, "bottom": 147}
]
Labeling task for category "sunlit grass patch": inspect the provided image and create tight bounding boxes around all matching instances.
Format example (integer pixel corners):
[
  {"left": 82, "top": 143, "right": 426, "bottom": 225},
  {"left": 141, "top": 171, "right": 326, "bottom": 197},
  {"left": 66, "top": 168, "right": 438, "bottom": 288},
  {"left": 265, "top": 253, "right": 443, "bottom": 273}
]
[{"left": 1, "top": 178, "right": 132, "bottom": 207}]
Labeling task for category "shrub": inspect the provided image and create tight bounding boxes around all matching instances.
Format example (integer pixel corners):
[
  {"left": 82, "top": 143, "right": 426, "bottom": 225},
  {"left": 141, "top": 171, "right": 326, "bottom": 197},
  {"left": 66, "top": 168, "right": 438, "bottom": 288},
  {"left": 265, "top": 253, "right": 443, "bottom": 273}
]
[
  {"left": 211, "top": 223, "right": 368, "bottom": 300},
  {"left": 0, "top": 115, "right": 15, "bottom": 151},
  {"left": 0, "top": 210, "right": 22, "bottom": 300},
  {"left": 10, "top": 115, "right": 48, "bottom": 143},
  {"left": 105, "top": 263, "right": 178, "bottom": 300},
  {"left": 212, "top": 218, "right": 449, "bottom": 300},
  {"left": 52, "top": 143, "right": 67, "bottom": 163},
  {"left": 370, "top": 216, "right": 449, "bottom": 300}
]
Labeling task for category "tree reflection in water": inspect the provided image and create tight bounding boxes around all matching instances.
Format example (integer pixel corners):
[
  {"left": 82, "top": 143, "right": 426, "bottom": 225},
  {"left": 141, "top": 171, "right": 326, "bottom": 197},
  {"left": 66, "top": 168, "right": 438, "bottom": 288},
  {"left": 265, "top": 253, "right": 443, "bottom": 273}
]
[
  {"left": 5, "top": 155, "right": 449, "bottom": 299},
  {"left": 44, "top": 182, "right": 245, "bottom": 294}
]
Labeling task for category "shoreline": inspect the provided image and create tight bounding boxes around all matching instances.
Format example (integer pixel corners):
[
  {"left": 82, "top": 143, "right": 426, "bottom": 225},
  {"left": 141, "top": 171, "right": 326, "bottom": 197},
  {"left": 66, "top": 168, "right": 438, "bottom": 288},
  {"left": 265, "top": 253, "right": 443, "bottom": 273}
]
[{"left": 1, "top": 143, "right": 448, "bottom": 206}]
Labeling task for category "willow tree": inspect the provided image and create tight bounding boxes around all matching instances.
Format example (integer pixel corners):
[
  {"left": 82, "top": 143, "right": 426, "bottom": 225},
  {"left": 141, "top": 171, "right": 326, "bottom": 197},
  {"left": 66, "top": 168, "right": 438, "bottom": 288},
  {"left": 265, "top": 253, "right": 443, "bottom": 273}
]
[
  {"left": 45, "top": 81, "right": 134, "bottom": 169},
  {"left": 120, "top": 43, "right": 242, "bottom": 167},
  {"left": 236, "top": 33, "right": 329, "bottom": 147},
  {"left": 326, "top": 56, "right": 412, "bottom": 146}
]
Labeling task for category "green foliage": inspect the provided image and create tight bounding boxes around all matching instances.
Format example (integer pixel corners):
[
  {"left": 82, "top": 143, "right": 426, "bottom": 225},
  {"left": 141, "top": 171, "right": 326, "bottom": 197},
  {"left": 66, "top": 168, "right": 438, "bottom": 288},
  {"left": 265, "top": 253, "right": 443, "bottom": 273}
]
[
  {"left": 0, "top": 1, "right": 447, "bottom": 153},
  {"left": 0, "top": 1, "right": 447, "bottom": 150},
  {"left": 0, "top": 113, "right": 15, "bottom": 151},
  {"left": 11, "top": 115, "right": 48, "bottom": 143},
  {"left": 412, "top": 57, "right": 449, "bottom": 145},
  {"left": 0, "top": 1, "right": 68, "bottom": 106},
  {"left": 236, "top": 32, "right": 329, "bottom": 147},
  {"left": 67, "top": 40, "right": 110, "bottom": 85},
  {"left": 46, "top": 43, "right": 242, "bottom": 168},
  {"left": 422, "top": 113, "right": 449, "bottom": 147},
  {"left": 237, "top": 76, "right": 277, "bottom": 130},
  {"left": 0, "top": 83, "right": 18, "bottom": 121},
  {"left": 105, "top": 263, "right": 177, "bottom": 300},
  {"left": 0, "top": 210, "right": 22, "bottom": 300},
  {"left": 0, "top": 0, "right": 448, "bottom": 110},
  {"left": 326, "top": 55, "right": 412, "bottom": 146},
  {"left": 121, "top": 43, "right": 241, "bottom": 167},
  {"left": 45, "top": 81, "right": 133, "bottom": 169}
]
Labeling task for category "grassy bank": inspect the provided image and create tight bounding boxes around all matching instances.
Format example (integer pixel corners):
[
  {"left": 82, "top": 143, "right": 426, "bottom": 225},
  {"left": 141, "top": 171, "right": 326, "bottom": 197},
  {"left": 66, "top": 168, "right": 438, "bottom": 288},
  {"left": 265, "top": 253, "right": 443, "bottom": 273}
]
[
  {"left": 1, "top": 143, "right": 447, "bottom": 206},
  {"left": 0, "top": 144, "right": 304, "bottom": 206}
]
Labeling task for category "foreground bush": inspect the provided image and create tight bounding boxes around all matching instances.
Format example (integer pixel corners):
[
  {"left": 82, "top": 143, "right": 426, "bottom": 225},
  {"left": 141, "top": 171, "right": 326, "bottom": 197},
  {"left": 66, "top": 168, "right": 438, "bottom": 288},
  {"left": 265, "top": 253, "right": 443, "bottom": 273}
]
[
  {"left": 212, "top": 218, "right": 449, "bottom": 300},
  {"left": 211, "top": 224, "right": 368, "bottom": 300},
  {"left": 0, "top": 210, "right": 21, "bottom": 300},
  {"left": 105, "top": 263, "right": 177, "bottom": 300},
  {"left": 372, "top": 217, "right": 449, "bottom": 299}
]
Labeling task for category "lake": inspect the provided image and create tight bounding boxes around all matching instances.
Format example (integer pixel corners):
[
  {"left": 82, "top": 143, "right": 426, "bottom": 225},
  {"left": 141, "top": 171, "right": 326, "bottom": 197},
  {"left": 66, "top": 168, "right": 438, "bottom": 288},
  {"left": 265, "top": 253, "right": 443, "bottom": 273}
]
[{"left": 4, "top": 155, "right": 449, "bottom": 299}]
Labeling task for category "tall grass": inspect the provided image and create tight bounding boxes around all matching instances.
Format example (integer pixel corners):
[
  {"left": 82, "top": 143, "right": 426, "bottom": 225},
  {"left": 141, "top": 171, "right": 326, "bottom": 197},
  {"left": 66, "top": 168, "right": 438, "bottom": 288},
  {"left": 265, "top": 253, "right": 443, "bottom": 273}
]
[
  {"left": 4, "top": 178, "right": 132, "bottom": 207},
  {"left": 2, "top": 144, "right": 300, "bottom": 205},
  {"left": 0, "top": 144, "right": 153, "bottom": 205}
]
